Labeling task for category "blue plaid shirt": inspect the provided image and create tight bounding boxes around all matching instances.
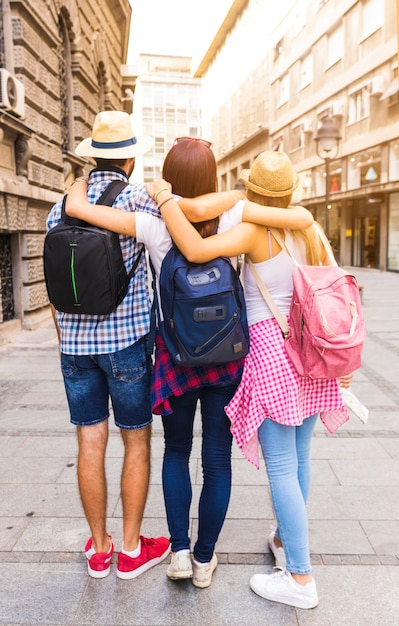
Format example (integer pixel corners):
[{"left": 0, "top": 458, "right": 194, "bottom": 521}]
[{"left": 46, "top": 167, "right": 161, "bottom": 355}]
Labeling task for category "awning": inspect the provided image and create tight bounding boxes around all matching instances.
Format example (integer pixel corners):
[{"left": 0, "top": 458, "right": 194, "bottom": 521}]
[{"left": 380, "top": 78, "right": 399, "bottom": 101}]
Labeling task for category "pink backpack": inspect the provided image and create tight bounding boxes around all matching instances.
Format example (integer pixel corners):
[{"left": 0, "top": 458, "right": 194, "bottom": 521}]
[{"left": 247, "top": 226, "right": 366, "bottom": 379}]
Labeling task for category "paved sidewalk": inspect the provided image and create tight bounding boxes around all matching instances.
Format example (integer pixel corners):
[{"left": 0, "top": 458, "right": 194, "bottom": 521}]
[{"left": 0, "top": 267, "right": 398, "bottom": 625}]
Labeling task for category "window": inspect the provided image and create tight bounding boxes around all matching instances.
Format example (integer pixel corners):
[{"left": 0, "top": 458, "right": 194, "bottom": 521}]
[
  {"left": 0, "top": 235, "right": 14, "bottom": 321},
  {"left": 291, "top": 124, "right": 304, "bottom": 150},
  {"left": 388, "top": 193, "right": 399, "bottom": 270},
  {"left": 348, "top": 148, "right": 381, "bottom": 189},
  {"left": 293, "top": 3, "right": 307, "bottom": 36},
  {"left": 278, "top": 74, "right": 290, "bottom": 107},
  {"left": 348, "top": 87, "right": 369, "bottom": 124},
  {"left": 274, "top": 39, "right": 283, "bottom": 61},
  {"left": 298, "top": 170, "right": 314, "bottom": 199},
  {"left": 362, "top": 0, "right": 384, "bottom": 41},
  {"left": 326, "top": 25, "right": 343, "bottom": 69},
  {"left": 272, "top": 136, "right": 284, "bottom": 152},
  {"left": 299, "top": 54, "right": 313, "bottom": 90},
  {"left": 314, "top": 159, "right": 341, "bottom": 197},
  {"left": 154, "top": 137, "right": 165, "bottom": 154},
  {"left": 389, "top": 141, "right": 399, "bottom": 181}
]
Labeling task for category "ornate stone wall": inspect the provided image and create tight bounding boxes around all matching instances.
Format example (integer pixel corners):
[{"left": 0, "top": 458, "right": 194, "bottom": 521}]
[{"left": 0, "top": 0, "right": 131, "bottom": 329}]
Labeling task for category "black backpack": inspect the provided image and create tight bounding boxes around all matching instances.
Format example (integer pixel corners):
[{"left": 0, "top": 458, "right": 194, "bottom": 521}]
[
  {"left": 44, "top": 180, "right": 143, "bottom": 315},
  {"left": 158, "top": 245, "right": 249, "bottom": 366}
]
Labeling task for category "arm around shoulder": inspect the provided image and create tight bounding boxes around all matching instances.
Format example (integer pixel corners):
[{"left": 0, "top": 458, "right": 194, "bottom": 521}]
[{"left": 243, "top": 202, "right": 313, "bottom": 230}]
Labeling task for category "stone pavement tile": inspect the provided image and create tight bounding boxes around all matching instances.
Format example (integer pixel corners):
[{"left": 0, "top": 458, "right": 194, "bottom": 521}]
[
  {"left": 377, "top": 437, "right": 399, "bottom": 459},
  {"left": 310, "top": 460, "right": 339, "bottom": 485},
  {"left": 0, "top": 517, "right": 30, "bottom": 551},
  {"left": 311, "top": 437, "right": 391, "bottom": 460},
  {"left": 11, "top": 516, "right": 171, "bottom": 557},
  {"left": 345, "top": 378, "right": 398, "bottom": 409},
  {"left": 11, "top": 434, "right": 77, "bottom": 458},
  {"left": 14, "top": 386, "right": 66, "bottom": 408},
  {"left": 0, "top": 455, "right": 69, "bottom": 484},
  {"left": 0, "top": 352, "right": 61, "bottom": 380},
  {"left": 226, "top": 485, "right": 273, "bottom": 519},
  {"left": 0, "top": 435, "right": 26, "bottom": 457},
  {"left": 198, "top": 517, "right": 273, "bottom": 554},
  {"left": 231, "top": 458, "right": 268, "bottom": 485},
  {"left": 106, "top": 433, "right": 125, "bottom": 456},
  {"left": 0, "top": 482, "right": 117, "bottom": 517},
  {"left": 296, "top": 566, "right": 399, "bottom": 626},
  {"left": 308, "top": 486, "right": 399, "bottom": 520},
  {"left": 13, "top": 517, "right": 94, "bottom": 552},
  {"left": 352, "top": 410, "right": 399, "bottom": 432},
  {"left": 15, "top": 562, "right": 393, "bottom": 626},
  {"left": 330, "top": 459, "right": 399, "bottom": 485},
  {"left": 0, "top": 562, "right": 87, "bottom": 625},
  {"left": 0, "top": 408, "right": 70, "bottom": 433},
  {"left": 360, "top": 520, "right": 399, "bottom": 556},
  {"left": 309, "top": 520, "right": 373, "bottom": 554},
  {"left": 74, "top": 563, "right": 297, "bottom": 626}
]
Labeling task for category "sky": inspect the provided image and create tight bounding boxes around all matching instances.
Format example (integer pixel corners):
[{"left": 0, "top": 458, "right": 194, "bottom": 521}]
[{"left": 127, "top": 0, "right": 233, "bottom": 63}]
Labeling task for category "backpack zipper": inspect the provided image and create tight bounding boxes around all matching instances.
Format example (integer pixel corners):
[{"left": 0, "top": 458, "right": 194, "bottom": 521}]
[
  {"left": 193, "top": 311, "right": 238, "bottom": 354},
  {"left": 69, "top": 244, "right": 80, "bottom": 308}
]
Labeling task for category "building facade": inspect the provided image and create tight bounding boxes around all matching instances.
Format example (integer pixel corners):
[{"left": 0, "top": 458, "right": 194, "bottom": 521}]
[
  {"left": 0, "top": 0, "right": 131, "bottom": 332},
  {"left": 194, "top": 0, "right": 399, "bottom": 271},
  {"left": 126, "top": 54, "right": 202, "bottom": 183}
]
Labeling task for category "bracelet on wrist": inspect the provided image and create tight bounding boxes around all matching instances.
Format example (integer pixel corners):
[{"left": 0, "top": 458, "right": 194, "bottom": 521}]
[
  {"left": 154, "top": 187, "right": 169, "bottom": 201},
  {"left": 72, "top": 176, "right": 89, "bottom": 185},
  {"left": 158, "top": 197, "right": 175, "bottom": 210}
]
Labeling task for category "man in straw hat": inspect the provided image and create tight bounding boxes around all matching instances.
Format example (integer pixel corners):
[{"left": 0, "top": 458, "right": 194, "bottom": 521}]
[{"left": 46, "top": 111, "right": 171, "bottom": 580}]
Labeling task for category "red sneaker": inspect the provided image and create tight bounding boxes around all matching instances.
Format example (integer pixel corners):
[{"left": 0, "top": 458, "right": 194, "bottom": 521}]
[
  {"left": 85, "top": 536, "right": 114, "bottom": 578},
  {"left": 117, "top": 536, "right": 171, "bottom": 580}
]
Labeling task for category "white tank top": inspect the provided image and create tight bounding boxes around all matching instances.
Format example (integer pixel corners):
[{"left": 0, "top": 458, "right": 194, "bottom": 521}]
[{"left": 243, "top": 230, "right": 307, "bottom": 326}]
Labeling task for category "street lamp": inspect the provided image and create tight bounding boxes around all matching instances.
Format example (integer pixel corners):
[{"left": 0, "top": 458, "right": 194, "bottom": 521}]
[{"left": 314, "top": 117, "right": 341, "bottom": 239}]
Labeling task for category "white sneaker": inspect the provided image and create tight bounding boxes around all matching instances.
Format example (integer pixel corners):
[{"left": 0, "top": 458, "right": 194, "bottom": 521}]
[
  {"left": 250, "top": 570, "right": 318, "bottom": 609},
  {"left": 268, "top": 529, "right": 286, "bottom": 570},
  {"left": 167, "top": 551, "right": 193, "bottom": 579},
  {"left": 192, "top": 553, "right": 218, "bottom": 588}
]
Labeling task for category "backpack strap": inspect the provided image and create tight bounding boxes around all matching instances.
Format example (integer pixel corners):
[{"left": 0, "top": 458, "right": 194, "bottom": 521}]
[
  {"left": 97, "top": 179, "right": 128, "bottom": 205},
  {"left": 61, "top": 177, "right": 143, "bottom": 281},
  {"left": 270, "top": 225, "right": 338, "bottom": 267},
  {"left": 61, "top": 179, "right": 128, "bottom": 226}
]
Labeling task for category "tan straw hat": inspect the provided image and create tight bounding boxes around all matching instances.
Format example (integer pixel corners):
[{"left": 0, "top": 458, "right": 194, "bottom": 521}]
[
  {"left": 75, "top": 111, "right": 153, "bottom": 159},
  {"left": 240, "top": 151, "right": 300, "bottom": 198}
]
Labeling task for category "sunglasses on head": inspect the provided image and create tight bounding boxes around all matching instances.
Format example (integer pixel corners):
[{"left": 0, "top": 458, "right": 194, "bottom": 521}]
[{"left": 174, "top": 137, "right": 212, "bottom": 149}]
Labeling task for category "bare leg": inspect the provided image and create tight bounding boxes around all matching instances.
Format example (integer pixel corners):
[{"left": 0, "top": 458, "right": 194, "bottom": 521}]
[
  {"left": 77, "top": 421, "right": 110, "bottom": 553},
  {"left": 120, "top": 425, "right": 151, "bottom": 551}
]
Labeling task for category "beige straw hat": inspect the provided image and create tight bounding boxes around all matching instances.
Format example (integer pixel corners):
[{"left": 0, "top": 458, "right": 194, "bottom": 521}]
[
  {"left": 75, "top": 111, "right": 153, "bottom": 159},
  {"left": 240, "top": 151, "right": 299, "bottom": 198}
]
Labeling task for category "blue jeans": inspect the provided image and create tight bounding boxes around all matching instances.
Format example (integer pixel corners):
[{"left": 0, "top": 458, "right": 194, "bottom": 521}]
[
  {"left": 257, "top": 414, "right": 318, "bottom": 575},
  {"left": 61, "top": 336, "right": 153, "bottom": 429},
  {"left": 162, "top": 384, "right": 236, "bottom": 563}
]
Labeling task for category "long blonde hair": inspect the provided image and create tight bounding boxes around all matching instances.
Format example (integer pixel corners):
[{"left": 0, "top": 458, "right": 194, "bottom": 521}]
[{"left": 246, "top": 189, "right": 327, "bottom": 265}]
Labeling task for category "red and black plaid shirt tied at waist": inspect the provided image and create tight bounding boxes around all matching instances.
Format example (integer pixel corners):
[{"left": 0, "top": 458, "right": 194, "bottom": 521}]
[{"left": 151, "top": 332, "right": 245, "bottom": 416}]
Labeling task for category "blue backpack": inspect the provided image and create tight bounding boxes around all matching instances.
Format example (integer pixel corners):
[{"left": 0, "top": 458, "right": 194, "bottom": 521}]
[{"left": 158, "top": 246, "right": 249, "bottom": 367}]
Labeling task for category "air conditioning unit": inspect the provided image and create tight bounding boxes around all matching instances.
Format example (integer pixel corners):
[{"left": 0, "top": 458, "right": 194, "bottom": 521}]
[
  {"left": 369, "top": 75, "right": 384, "bottom": 96},
  {"left": 331, "top": 98, "right": 345, "bottom": 117},
  {"left": 302, "top": 117, "right": 313, "bottom": 133},
  {"left": 0, "top": 69, "right": 25, "bottom": 118}
]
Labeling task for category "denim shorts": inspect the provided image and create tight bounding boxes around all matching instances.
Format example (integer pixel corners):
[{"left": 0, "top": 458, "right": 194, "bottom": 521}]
[{"left": 60, "top": 336, "right": 153, "bottom": 430}]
